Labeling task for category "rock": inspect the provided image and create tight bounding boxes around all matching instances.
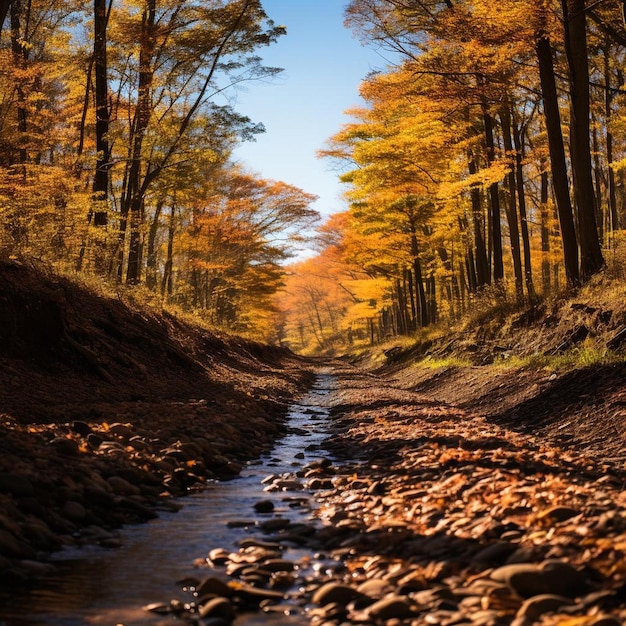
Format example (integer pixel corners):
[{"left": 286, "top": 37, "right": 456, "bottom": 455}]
[
  {"left": 86, "top": 433, "right": 103, "bottom": 448},
  {"left": 0, "top": 529, "right": 36, "bottom": 559},
  {"left": 472, "top": 541, "right": 518, "bottom": 563},
  {"left": 539, "top": 560, "right": 588, "bottom": 597},
  {"left": 312, "top": 582, "right": 367, "bottom": 606},
  {"left": 198, "top": 596, "right": 235, "bottom": 620},
  {"left": 238, "top": 538, "right": 282, "bottom": 551},
  {"left": 258, "top": 558, "right": 295, "bottom": 573},
  {"left": 62, "top": 501, "right": 87, "bottom": 522},
  {"left": 268, "top": 479, "right": 303, "bottom": 491},
  {"left": 49, "top": 437, "right": 80, "bottom": 456},
  {"left": 226, "top": 519, "right": 257, "bottom": 528},
  {"left": 356, "top": 578, "right": 395, "bottom": 599},
  {"left": 516, "top": 594, "right": 572, "bottom": 621},
  {"left": 143, "top": 602, "right": 172, "bottom": 615},
  {"left": 309, "top": 601, "right": 347, "bottom": 621},
  {"left": 259, "top": 518, "right": 291, "bottom": 532},
  {"left": 307, "top": 478, "right": 334, "bottom": 490},
  {"left": 83, "top": 485, "right": 114, "bottom": 507},
  {"left": 491, "top": 561, "right": 587, "bottom": 598},
  {"left": 587, "top": 618, "right": 623, "bottom": 626},
  {"left": 108, "top": 422, "right": 133, "bottom": 438},
  {"left": 207, "top": 548, "right": 231, "bottom": 566},
  {"left": 254, "top": 499, "right": 275, "bottom": 513},
  {"left": 231, "top": 583, "right": 285, "bottom": 605},
  {"left": 536, "top": 505, "right": 580, "bottom": 524},
  {"left": 71, "top": 421, "right": 92, "bottom": 436},
  {"left": 196, "top": 576, "right": 233, "bottom": 598},
  {"left": 365, "top": 596, "right": 414, "bottom": 620},
  {"left": 107, "top": 476, "right": 140, "bottom": 496}
]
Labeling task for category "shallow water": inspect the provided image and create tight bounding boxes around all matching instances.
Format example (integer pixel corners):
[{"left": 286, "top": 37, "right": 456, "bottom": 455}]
[{"left": 0, "top": 373, "right": 335, "bottom": 626}]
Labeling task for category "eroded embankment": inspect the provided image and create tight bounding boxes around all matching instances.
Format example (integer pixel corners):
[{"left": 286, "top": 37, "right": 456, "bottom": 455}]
[{"left": 0, "top": 261, "right": 315, "bottom": 582}]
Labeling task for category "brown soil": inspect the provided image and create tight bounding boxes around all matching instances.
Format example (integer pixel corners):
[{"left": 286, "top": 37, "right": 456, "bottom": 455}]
[
  {"left": 0, "top": 260, "right": 315, "bottom": 582},
  {"left": 384, "top": 362, "right": 626, "bottom": 470},
  {"left": 364, "top": 288, "right": 626, "bottom": 472}
]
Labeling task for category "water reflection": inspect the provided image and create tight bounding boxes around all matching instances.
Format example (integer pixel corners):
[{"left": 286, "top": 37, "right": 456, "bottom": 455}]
[{"left": 0, "top": 374, "right": 335, "bottom": 626}]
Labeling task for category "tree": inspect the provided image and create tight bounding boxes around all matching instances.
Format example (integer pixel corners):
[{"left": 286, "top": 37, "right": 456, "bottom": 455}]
[
  {"left": 107, "top": 0, "right": 285, "bottom": 283},
  {"left": 562, "top": 0, "right": 604, "bottom": 279},
  {"left": 92, "top": 0, "right": 111, "bottom": 228}
]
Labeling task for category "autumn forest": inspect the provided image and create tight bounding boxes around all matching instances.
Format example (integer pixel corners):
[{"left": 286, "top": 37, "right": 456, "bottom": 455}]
[{"left": 1, "top": 0, "right": 626, "bottom": 353}]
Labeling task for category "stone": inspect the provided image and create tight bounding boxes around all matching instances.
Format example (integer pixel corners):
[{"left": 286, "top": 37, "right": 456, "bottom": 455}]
[
  {"left": 208, "top": 548, "right": 231, "bottom": 565},
  {"left": 516, "top": 594, "right": 572, "bottom": 621},
  {"left": 198, "top": 597, "right": 235, "bottom": 620},
  {"left": 312, "top": 582, "right": 367, "bottom": 606},
  {"left": 108, "top": 422, "right": 133, "bottom": 438},
  {"left": 0, "top": 528, "right": 35, "bottom": 558},
  {"left": 539, "top": 560, "right": 587, "bottom": 597},
  {"left": 491, "top": 561, "right": 586, "bottom": 599},
  {"left": 472, "top": 541, "right": 518, "bottom": 563},
  {"left": 356, "top": 578, "right": 395, "bottom": 599},
  {"left": 258, "top": 558, "right": 295, "bottom": 573},
  {"left": 196, "top": 576, "right": 233, "bottom": 598},
  {"left": 366, "top": 596, "right": 414, "bottom": 620},
  {"left": 49, "top": 437, "right": 80, "bottom": 456},
  {"left": 536, "top": 505, "right": 580, "bottom": 524},
  {"left": 232, "top": 583, "right": 285, "bottom": 605},
  {"left": 107, "top": 475, "right": 140, "bottom": 496},
  {"left": 71, "top": 420, "right": 93, "bottom": 436},
  {"left": 254, "top": 499, "right": 275, "bottom": 513},
  {"left": 226, "top": 519, "right": 257, "bottom": 528},
  {"left": 259, "top": 518, "right": 291, "bottom": 532},
  {"left": 86, "top": 433, "right": 103, "bottom": 448},
  {"left": 62, "top": 500, "right": 87, "bottom": 522}
]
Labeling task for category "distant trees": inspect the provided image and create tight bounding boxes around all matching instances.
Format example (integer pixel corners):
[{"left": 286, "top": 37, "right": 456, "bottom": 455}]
[
  {"left": 278, "top": 0, "right": 626, "bottom": 353},
  {"left": 0, "top": 0, "right": 319, "bottom": 340}
]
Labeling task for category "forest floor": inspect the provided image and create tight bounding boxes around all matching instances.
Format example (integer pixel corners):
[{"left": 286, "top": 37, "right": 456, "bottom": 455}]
[{"left": 0, "top": 260, "right": 625, "bottom": 625}]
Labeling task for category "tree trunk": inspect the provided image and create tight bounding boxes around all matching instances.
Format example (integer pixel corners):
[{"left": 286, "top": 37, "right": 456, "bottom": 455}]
[
  {"left": 145, "top": 200, "right": 163, "bottom": 290},
  {"left": 411, "top": 232, "right": 429, "bottom": 327},
  {"left": 482, "top": 105, "right": 504, "bottom": 282},
  {"left": 562, "top": 0, "right": 604, "bottom": 279},
  {"left": 125, "top": 0, "right": 156, "bottom": 284},
  {"left": 535, "top": 27, "right": 580, "bottom": 286},
  {"left": 540, "top": 164, "right": 552, "bottom": 295},
  {"left": 10, "top": 0, "right": 28, "bottom": 167},
  {"left": 604, "top": 45, "right": 619, "bottom": 232},
  {"left": 160, "top": 205, "right": 175, "bottom": 300},
  {"left": 0, "top": 0, "right": 12, "bottom": 32},
  {"left": 93, "top": 0, "right": 111, "bottom": 227},
  {"left": 511, "top": 111, "right": 535, "bottom": 298},
  {"left": 467, "top": 150, "right": 490, "bottom": 287},
  {"left": 500, "top": 107, "right": 524, "bottom": 301}
]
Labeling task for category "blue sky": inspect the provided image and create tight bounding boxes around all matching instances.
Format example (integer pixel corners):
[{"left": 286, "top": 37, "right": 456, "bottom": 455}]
[{"left": 232, "top": 0, "right": 393, "bottom": 222}]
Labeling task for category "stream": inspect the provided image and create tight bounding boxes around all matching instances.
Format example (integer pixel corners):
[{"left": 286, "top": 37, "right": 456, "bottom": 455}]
[{"left": 0, "top": 373, "right": 336, "bottom": 626}]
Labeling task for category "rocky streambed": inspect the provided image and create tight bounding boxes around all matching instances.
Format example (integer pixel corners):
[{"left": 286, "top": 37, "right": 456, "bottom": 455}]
[
  {"left": 2, "top": 366, "right": 626, "bottom": 626},
  {"left": 140, "top": 367, "right": 626, "bottom": 626}
]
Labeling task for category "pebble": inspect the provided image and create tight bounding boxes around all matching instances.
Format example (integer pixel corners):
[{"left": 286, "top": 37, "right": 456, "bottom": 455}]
[
  {"left": 253, "top": 499, "right": 275, "bottom": 513},
  {"left": 198, "top": 596, "right": 235, "bottom": 619}
]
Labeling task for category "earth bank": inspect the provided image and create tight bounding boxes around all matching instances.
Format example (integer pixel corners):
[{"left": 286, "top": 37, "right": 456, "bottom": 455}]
[{"left": 0, "top": 260, "right": 315, "bottom": 582}]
